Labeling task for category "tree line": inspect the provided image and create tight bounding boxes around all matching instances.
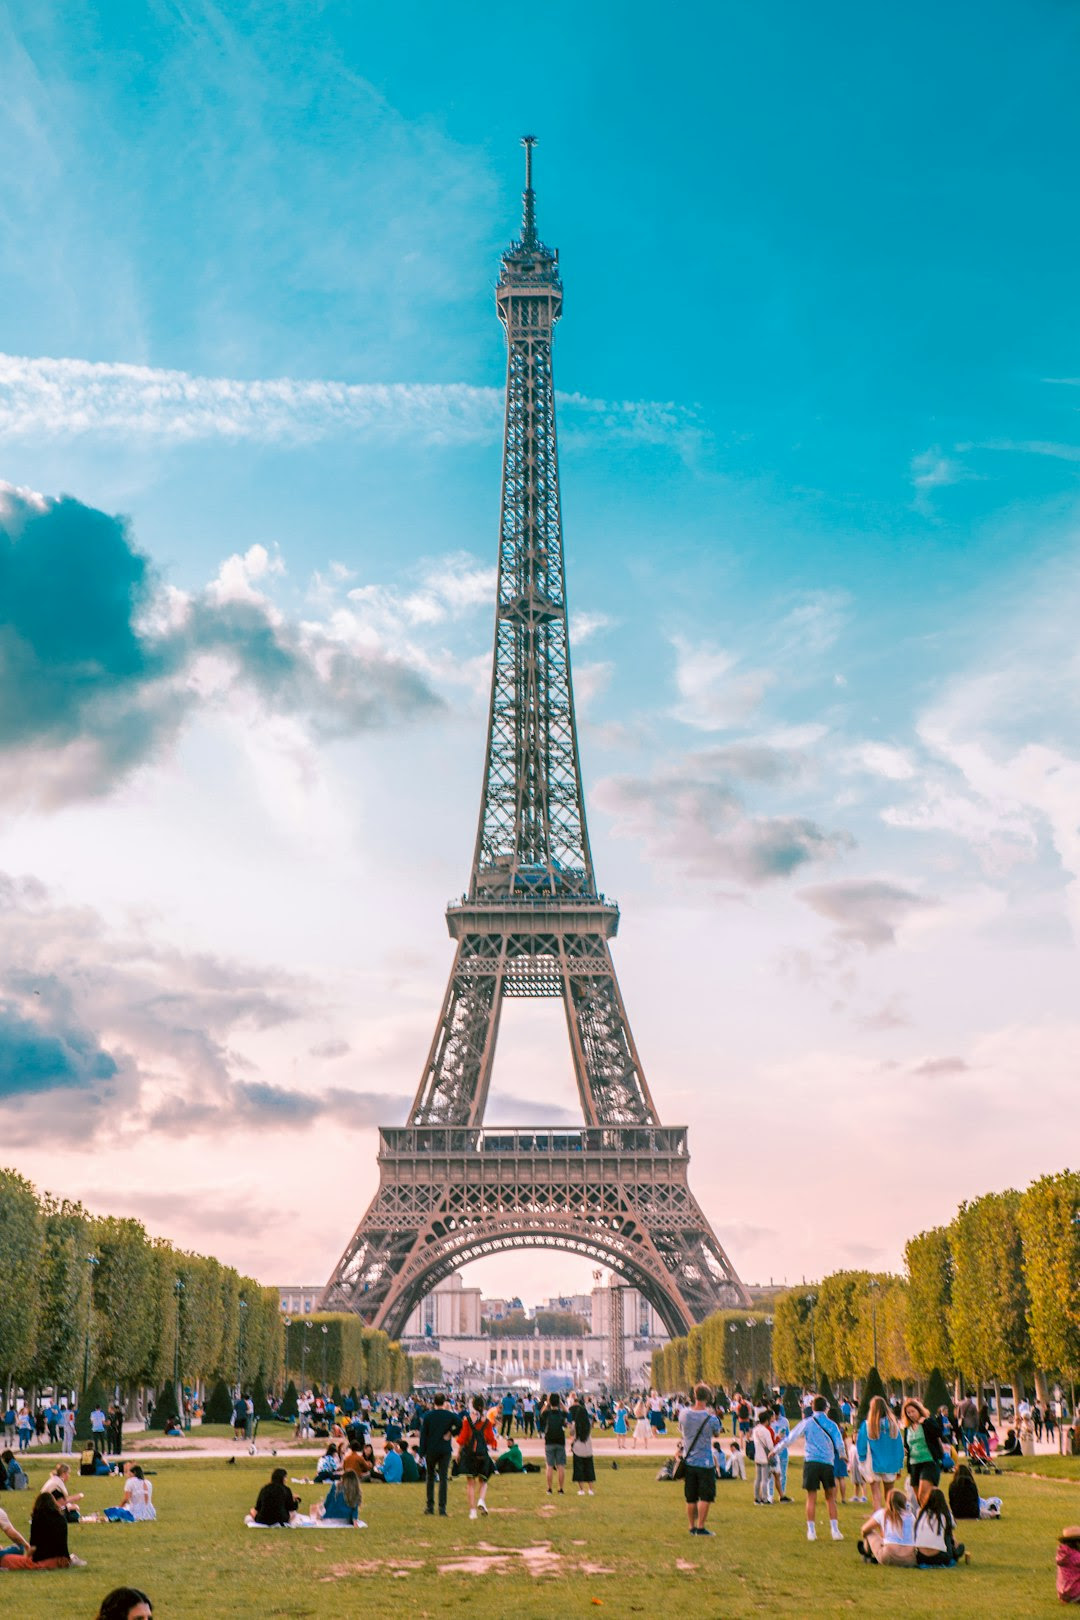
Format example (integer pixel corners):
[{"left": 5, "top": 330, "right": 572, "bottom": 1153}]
[
  {"left": 0, "top": 1168, "right": 412, "bottom": 1403},
  {"left": 652, "top": 1170, "right": 1079, "bottom": 1400}
]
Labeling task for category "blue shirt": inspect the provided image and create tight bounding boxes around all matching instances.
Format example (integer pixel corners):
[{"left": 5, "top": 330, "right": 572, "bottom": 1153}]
[
  {"left": 381, "top": 1450, "right": 403, "bottom": 1483},
  {"left": 781, "top": 1412, "right": 844, "bottom": 1465},
  {"left": 679, "top": 1407, "right": 721, "bottom": 1467}
]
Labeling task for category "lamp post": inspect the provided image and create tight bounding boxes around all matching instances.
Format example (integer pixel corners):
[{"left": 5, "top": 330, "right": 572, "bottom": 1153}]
[
  {"left": 728, "top": 1322, "right": 741, "bottom": 1392},
  {"left": 173, "top": 1276, "right": 185, "bottom": 1426},
  {"left": 867, "top": 1279, "right": 880, "bottom": 1370},
  {"left": 283, "top": 1316, "right": 292, "bottom": 1380},
  {"left": 321, "top": 1324, "right": 329, "bottom": 1394},
  {"left": 806, "top": 1292, "right": 818, "bottom": 1390},
  {"left": 764, "top": 1316, "right": 775, "bottom": 1390},
  {"left": 237, "top": 1298, "right": 248, "bottom": 1395},
  {"left": 81, "top": 1255, "right": 99, "bottom": 1396},
  {"left": 746, "top": 1317, "right": 758, "bottom": 1390},
  {"left": 301, "top": 1320, "right": 312, "bottom": 1394}
]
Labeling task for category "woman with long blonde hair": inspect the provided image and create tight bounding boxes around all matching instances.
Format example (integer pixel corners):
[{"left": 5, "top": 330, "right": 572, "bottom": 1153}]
[{"left": 856, "top": 1394, "right": 904, "bottom": 1511}]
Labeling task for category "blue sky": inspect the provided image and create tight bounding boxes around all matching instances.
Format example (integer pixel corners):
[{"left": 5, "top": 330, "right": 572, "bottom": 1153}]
[{"left": 2, "top": 0, "right": 1079, "bottom": 1299}]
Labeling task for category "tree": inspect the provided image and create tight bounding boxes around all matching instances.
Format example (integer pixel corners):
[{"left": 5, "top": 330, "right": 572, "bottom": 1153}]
[
  {"left": 91, "top": 1216, "right": 157, "bottom": 1394},
  {"left": 904, "top": 1226, "right": 954, "bottom": 1376},
  {"left": 817, "top": 1372, "right": 841, "bottom": 1424},
  {"left": 949, "top": 1191, "right": 1031, "bottom": 1388},
  {"left": 251, "top": 1373, "right": 273, "bottom": 1421},
  {"left": 0, "top": 1168, "right": 44, "bottom": 1384},
  {"left": 772, "top": 1290, "right": 817, "bottom": 1385},
  {"left": 856, "top": 1366, "right": 887, "bottom": 1426},
  {"left": 203, "top": 1378, "right": 234, "bottom": 1424},
  {"left": 279, "top": 1379, "right": 299, "bottom": 1420},
  {"left": 924, "top": 1367, "right": 952, "bottom": 1419},
  {"left": 29, "top": 1198, "right": 92, "bottom": 1393},
  {"left": 152, "top": 1380, "right": 181, "bottom": 1431},
  {"left": 75, "top": 1379, "right": 110, "bottom": 1443},
  {"left": 1018, "top": 1171, "right": 1080, "bottom": 1379}
]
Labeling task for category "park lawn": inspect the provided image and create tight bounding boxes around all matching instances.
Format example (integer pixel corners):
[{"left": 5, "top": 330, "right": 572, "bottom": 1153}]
[
  {"left": 4, "top": 1456, "right": 1076, "bottom": 1619},
  {"left": 997, "top": 1453, "right": 1080, "bottom": 1481}
]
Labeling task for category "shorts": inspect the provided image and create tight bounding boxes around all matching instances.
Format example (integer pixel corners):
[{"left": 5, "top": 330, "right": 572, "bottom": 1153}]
[
  {"left": 802, "top": 1461, "right": 835, "bottom": 1493},
  {"left": 545, "top": 1444, "right": 566, "bottom": 1469},
  {"left": 682, "top": 1464, "right": 716, "bottom": 1504},
  {"left": 871, "top": 1472, "right": 897, "bottom": 1487},
  {"left": 908, "top": 1460, "right": 940, "bottom": 1489}
]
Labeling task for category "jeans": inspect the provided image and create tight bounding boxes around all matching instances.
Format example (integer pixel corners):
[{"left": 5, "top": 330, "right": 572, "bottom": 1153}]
[
  {"left": 754, "top": 1461, "right": 771, "bottom": 1501},
  {"left": 426, "top": 1452, "right": 449, "bottom": 1513}
]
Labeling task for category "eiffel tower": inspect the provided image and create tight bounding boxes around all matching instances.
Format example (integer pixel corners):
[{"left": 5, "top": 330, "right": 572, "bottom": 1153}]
[{"left": 322, "top": 139, "right": 749, "bottom": 1336}]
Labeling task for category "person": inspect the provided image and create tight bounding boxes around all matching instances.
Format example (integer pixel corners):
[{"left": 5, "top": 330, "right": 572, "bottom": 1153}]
[
  {"left": 420, "top": 1393, "right": 457, "bottom": 1517},
  {"left": 318, "top": 1471, "right": 363, "bottom": 1526},
  {"left": 496, "top": 1439, "right": 525, "bottom": 1474},
  {"left": 16, "top": 1407, "right": 33, "bottom": 1452},
  {"left": 0, "top": 1497, "right": 31, "bottom": 1557},
  {"left": 90, "top": 1405, "right": 107, "bottom": 1450},
  {"left": 315, "top": 1443, "right": 341, "bottom": 1482},
  {"left": 613, "top": 1401, "right": 629, "bottom": 1449},
  {"left": 1058, "top": 1525, "right": 1080, "bottom": 1603},
  {"left": 500, "top": 1391, "right": 516, "bottom": 1438},
  {"left": 857, "top": 1394, "right": 905, "bottom": 1512},
  {"left": 632, "top": 1395, "right": 651, "bottom": 1449},
  {"left": 948, "top": 1461, "right": 981, "bottom": 1520},
  {"left": 521, "top": 1395, "right": 535, "bottom": 1438},
  {"left": 834, "top": 1424, "right": 850, "bottom": 1503},
  {"left": 569, "top": 1395, "right": 596, "bottom": 1497},
  {"left": 1, "top": 1447, "right": 28, "bottom": 1490},
  {"left": 750, "top": 1411, "right": 774, "bottom": 1506},
  {"left": 901, "top": 1398, "right": 946, "bottom": 1505},
  {"left": 250, "top": 1467, "right": 300, "bottom": 1526},
  {"left": 770, "top": 1403, "right": 792, "bottom": 1501},
  {"left": 770, "top": 1393, "right": 845, "bottom": 1542},
  {"left": 679, "top": 1383, "right": 721, "bottom": 1537},
  {"left": 61, "top": 1407, "right": 76, "bottom": 1455},
  {"left": 857, "top": 1487, "right": 916, "bottom": 1566},
  {"left": 233, "top": 1395, "right": 248, "bottom": 1441},
  {"left": 107, "top": 1403, "right": 124, "bottom": 1458},
  {"left": 104, "top": 1464, "right": 156, "bottom": 1523},
  {"left": 94, "top": 1589, "right": 153, "bottom": 1620},
  {"left": 32, "top": 1487, "right": 86, "bottom": 1566},
  {"left": 727, "top": 1440, "right": 746, "bottom": 1481},
  {"left": 847, "top": 1426, "right": 867, "bottom": 1503},
  {"left": 379, "top": 1442, "right": 404, "bottom": 1483},
  {"left": 540, "top": 1394, "right": 568, "bottom": 1496},
  {"left": 42, "top": 1461, "right": 84, "bottom": 1521},
  {"left": 913, "top": 1487, "right": 966, "bottom": 1566},
  {"left": 457, "top": 1395, "right": 496, "bottom": 1521}
]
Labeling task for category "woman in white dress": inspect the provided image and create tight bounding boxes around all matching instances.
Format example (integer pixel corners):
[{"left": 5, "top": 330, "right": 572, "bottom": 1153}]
[
  {"left": 104, "top": 1465, "right": 156, "bottom": 1523},
  {"left": 632, "top": 1397, "right": 651, "bottom": 1449}
]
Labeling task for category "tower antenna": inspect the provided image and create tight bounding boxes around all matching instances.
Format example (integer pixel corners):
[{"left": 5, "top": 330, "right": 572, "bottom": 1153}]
[{"left": 521, "top": 133, "right": 537, "bottom": 246}]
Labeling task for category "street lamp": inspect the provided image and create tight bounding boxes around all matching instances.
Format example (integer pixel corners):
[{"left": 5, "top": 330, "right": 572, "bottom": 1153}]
[
  {"left": 82, "top": 1255, "right": 99, "bottom": 1395},
  {"left": 867, "top": 1279, "right": 880, "bottom": 1370},
  {"left": 237, "top": 1298, "right": 248, "bottom": 1394},
  {"left": 746, "top": 1318, "right": 758, "bottom": 1390},
  {"left": 728, "top": 1322, "right": 741, "bottom": 1392},
  {"left": 301, "top": 1320, "right": 312, "bottom": 1393},
  {"left": 321, "top": 1323, "right": 329, "bottom": 1394},
  {"left": 173, "top": 1276, "right": 185, "bottom": 1426},
  {"left": 764, "top": 1316, "right": 775, "bottom": 1389}
]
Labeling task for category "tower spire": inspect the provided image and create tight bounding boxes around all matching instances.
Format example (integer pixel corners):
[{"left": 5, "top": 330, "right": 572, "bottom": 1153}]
[{"left": 520, "top": 133, "right": 538, "bottom": 247}]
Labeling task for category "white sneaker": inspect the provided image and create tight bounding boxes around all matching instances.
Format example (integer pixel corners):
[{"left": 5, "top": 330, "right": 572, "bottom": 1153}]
[
  {"left": 578, "top": 1488, "right": 585, "bottom": 1496},
  {"left": 477, "top": 1500, "right": 488, "bottom": 1515},
  {"left": 807, "top": 1522, "right": 817, "bottom": 1541},
  {"left": 831, "top": 1523, "right": 844, "bottom": 1541},
  {"left": 469, "top": 1508, "right": 478, "bottom": 1520}
]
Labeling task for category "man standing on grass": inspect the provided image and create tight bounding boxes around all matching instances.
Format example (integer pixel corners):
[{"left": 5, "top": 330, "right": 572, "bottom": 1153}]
[
  {"left": 680, "top": 1383, "right": 721, "bottom": 1537},
  {"left": 419, "top": 1392, "right": 457, "bottom": 1517},
  {"left": 770, "top": 1394, "right": 845, "bottom": 1542}
]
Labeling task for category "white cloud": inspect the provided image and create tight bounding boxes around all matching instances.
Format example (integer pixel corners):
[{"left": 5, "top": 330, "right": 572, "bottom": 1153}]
[
  {"left": 851, "top": 741, "right": 917, "bottom": 782},
  {"left": 671, "top": 635, "right": 774, "bottom": 730},
  {"left": 0, "top": 353, "right": 701, "bottom": 453}
]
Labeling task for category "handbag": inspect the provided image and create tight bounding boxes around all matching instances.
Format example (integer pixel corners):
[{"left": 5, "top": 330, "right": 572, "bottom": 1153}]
[{"left": 571, "top": 1438, "right": 594, "bottom": 1459}]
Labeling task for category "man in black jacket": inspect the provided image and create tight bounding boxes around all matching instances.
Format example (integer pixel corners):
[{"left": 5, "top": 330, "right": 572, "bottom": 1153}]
[{"left": 419, "top": 1393, "right": 458, "bottom": 1516}]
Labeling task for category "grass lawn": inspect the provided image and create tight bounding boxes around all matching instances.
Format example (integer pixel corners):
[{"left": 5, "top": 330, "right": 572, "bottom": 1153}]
[{"left": 3, "top": 1455, "right": 1076, "bottom": 1618}]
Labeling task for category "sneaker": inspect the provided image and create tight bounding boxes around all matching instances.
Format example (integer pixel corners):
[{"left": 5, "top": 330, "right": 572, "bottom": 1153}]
[
  {"left": 424, "top": 1506, "right": 434, "bottom": 1515},
  {"left": 587, "top": 1488, "right": 594, "bottom": 1496},
  {"left": 558, "top": 1488, "right": 564, "bottom": 1495},
  {"left": 69, "top": 1555, "right": 88, "bottom": 1567},
  {"left": 830, "top": 1523, "right": 844, "bottom": 1541},
  {"left": 578, "top": 1488, "right": 585, "bottom": 1496},
  {"left": 546, "top": 1488, "right": 552, "bottom": 1495},
  {"left": 438, "top": 1509, "right": 447, "bottom": 1517},
  {"left": 689, "top": 1527, "right": 701, "bottom": 1535},
  {"left": 477, "top": 1500, "right": 488, "bottom": 1515},
  {"left": 469, "top": 1508, "right": 478, "bottom": 1520},
  {"left": 697, "top": 1527, "right": 715, "bottom": 1537},
  {"left": 807, "top": 1523, "right": 817, "bottom": 1541},
  {"left": 780, "top": 1495, "right": 793, "bottom": 1502}
]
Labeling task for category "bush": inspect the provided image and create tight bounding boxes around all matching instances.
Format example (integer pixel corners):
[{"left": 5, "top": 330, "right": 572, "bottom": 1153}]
[
  {"left": 203, "top": 1378, "right": 234, "bottom": 1424},
  {"left": 924, "top": 1368, "right": 953, "bottom": 1420},
  {"left": 817, "top": 1373, "right": 842, "bottom": 1424},
  {"left": 74, "top": 1382, "right": 110, "bottom": 1443},
  {"left": 279, "top": 1379, "right": 299, "bottom": 1420},
  {"left": 251, "top": 1373, "right": 273, "bottom": 1420},
  {"left": 857, "top": 1366, "right": 887, "bottom": 1427},
  {"left": 782, "top": 1385, "right": 803, "bottom": 1421},
  {"left": 152, "top": 1381, "right": 181, "bottom": 1431}
]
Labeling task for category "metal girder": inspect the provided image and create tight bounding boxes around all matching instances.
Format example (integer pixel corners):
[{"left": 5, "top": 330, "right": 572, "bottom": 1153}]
[{"left": 321, "top": 139, "right": 749, "bottom": 1333}]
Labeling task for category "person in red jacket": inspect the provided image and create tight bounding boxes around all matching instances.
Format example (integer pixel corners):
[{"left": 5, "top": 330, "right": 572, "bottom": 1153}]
[
  {"left": 456, "top": 1395, "right": 497, "bottom": 1521},
  {"left": 1058, "top": 1525, "right": 1080, "bottom": 1604}
]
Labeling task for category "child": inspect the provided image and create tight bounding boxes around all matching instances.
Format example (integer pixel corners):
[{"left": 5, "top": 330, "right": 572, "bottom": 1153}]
[
  {"left": 1058, "top": 1525, "right": 1080, "bottom": 1604},
  {"left": 847, "top": 1428, "right": 867, "bottom": 1503},
  {"left": 858, "top": 1487, "right": 916, "bottom": 1566},
  {"left": 914, "top": 1487, "right": 966, "bottom": 1566},
  {"left": 750, "top": 1415, "right": 774, "bottom": 1505},
  {"left": 834, "top": 1424, "right": 850, "bottom": 1505}
]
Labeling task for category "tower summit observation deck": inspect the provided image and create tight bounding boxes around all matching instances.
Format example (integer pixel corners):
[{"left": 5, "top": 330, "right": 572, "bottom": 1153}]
[{"left": 322, "top": 139, "right": 749, "bottom": 1336}]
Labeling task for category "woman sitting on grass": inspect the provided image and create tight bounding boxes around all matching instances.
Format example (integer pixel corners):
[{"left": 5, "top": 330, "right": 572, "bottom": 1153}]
[
  {"left": 317, "top": 1471, "right": 363, "bottom": 1526},
  {"left": 0, "top": 1489, "right": 88, "bottom": 1569},
  {"left": 913, "top": 1487, "right": 967, "bottom": 1566},
  {"left": 858, "top": 1488, "right": 916, "bottom": 1566},
  {"left": 315, "top": 1443, "right": 342, "bottom": 1482},
  {"left": 248, "top": 1467, "right": 300, "bottom": 1527},
  {"left": 104, "top": 1465, "right": 156, "bottom": 1523}
]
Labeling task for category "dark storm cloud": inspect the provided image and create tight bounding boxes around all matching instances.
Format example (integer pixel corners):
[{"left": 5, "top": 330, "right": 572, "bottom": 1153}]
[
  {"left": 0, "top": 484, "right": 441, "bottom": 805},
  {"left": 0, "top": 1000, "right": 118, "bottom": 1098},
  {"left": 799, "top": 879, "right": 936, "bottom": 949}
]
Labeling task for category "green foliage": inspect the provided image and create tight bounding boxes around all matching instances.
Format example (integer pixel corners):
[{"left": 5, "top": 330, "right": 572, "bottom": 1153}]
[
  {"left": 903, "top": 1227, "right": 954, "bottom": 1374},
  {"left": 152, "top": 1381, "right": 181, "bottom": 1431},
  {"left": 204, "top": 1378, "right": 234, "bottom": 1424},
  {"left": 279, "top": 1379, "right": 299, "bottom": 1419},
  {"left": 949, "top": 1191, "right": 1031, "bottom": 1383},
  {"left": 251, "top": 1374, "right": 272, "bottom": 1420},
  {"left": 753, "top": 1376, "right": 766, "bottom": 1405},
  {"left": 74, "top": 1380, "right": 110, "bottom": 1443},
  {"left": 856, "top": 1365, "right": 887, "bottom": 1426},
  {"left": 924, "top": 1367, "right": 952, "bottom": 1417},
  {"left": 1017, "top": 1170, "right": 1080, "bottom": 1377},
  {"left": 773, "top": 1290, "right": 816, "bottom": 1385},
  {"left": 0, "top": 1167, "right": 44, "bottom": 1381},
  {"left": 782, "top": 1385, "right": 802, "bottom": 1421},
  {"left": 817, "top": 1372, "right": 841, "bottom": 1423},
  {"left": 29, "top": 1197, "right": 91, "bottom": 1391}
]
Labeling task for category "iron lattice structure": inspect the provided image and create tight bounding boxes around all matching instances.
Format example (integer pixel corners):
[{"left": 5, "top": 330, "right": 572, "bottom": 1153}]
[{"left": 323, "top": 140, "right": 749, "bottom": 1338}]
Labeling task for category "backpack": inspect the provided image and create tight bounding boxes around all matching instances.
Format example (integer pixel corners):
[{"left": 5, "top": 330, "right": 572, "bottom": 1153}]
[
  {"left": 745, "top": 1438, "right": 756, "bottom": 1460},
  {"left": 460, "top": 1418, "right": 489, "bottom": 1462}
]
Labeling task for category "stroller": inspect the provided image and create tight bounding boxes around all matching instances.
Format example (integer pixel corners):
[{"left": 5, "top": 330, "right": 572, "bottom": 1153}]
[{"left": 966, "top": 1436, "right": 1001, "bottom": 1474}]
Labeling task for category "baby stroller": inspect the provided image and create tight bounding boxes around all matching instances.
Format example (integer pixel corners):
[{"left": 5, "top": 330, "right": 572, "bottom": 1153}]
[{"left": 966, "top": 1436, "right": 1001, "bottom": 1474}]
